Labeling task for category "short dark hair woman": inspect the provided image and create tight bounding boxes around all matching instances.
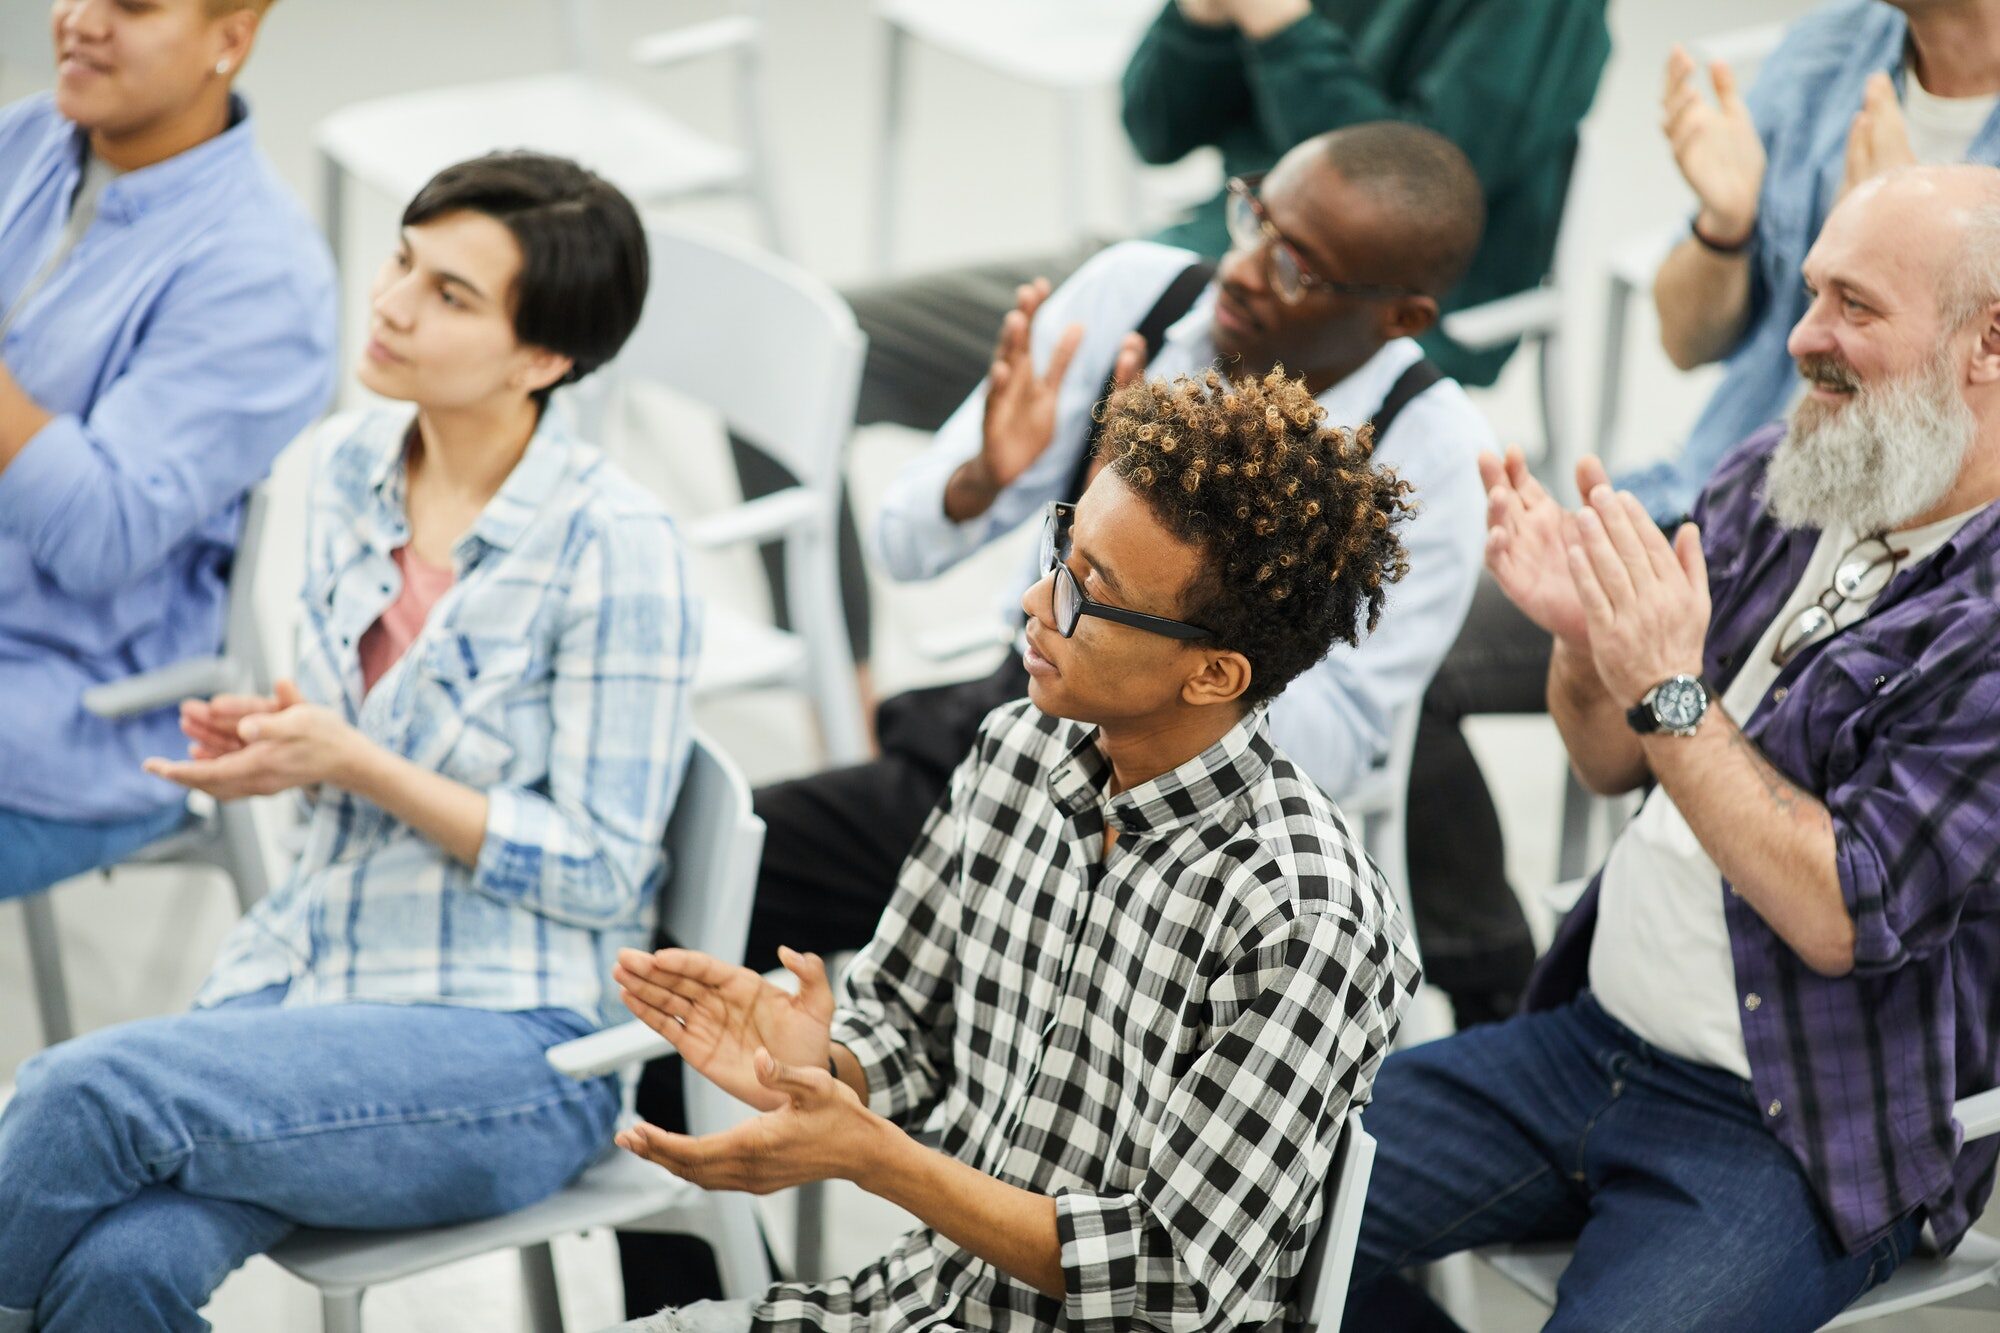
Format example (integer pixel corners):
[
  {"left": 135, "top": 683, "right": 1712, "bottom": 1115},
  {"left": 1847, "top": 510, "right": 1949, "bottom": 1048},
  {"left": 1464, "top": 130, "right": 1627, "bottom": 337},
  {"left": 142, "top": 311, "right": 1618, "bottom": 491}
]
[{"left": 0, "top": 153, "right": 699, "bottom": 1328}]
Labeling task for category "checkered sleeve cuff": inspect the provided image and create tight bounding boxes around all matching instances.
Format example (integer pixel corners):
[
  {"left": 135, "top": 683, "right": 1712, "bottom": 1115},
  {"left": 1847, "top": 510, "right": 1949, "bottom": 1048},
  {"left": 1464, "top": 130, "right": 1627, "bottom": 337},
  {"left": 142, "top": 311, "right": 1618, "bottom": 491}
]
[{"left": 1055, "top": 1187, "right": 1144, "bottom": 1331}]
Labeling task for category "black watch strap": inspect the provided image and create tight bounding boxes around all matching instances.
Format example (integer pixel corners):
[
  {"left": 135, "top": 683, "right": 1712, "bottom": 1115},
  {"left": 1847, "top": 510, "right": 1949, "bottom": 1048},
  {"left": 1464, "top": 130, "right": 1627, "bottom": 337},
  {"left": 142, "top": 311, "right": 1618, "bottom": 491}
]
[{"left": 1626, "top": 697, "right": 1661, "bottom": 734}]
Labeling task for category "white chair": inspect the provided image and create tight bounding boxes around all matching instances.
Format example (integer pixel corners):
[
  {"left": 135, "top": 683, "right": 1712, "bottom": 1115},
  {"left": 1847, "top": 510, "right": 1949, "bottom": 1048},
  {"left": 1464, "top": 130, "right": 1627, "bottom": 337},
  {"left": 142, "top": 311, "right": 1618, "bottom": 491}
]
[
  {"left": 17, "top": 489, "right": 280, "bottom": 1047},
  {"left": 267, "top": 733, "right": 773, "bottom": 1333},
  {"left": 598, "top": 220, "right": 871, "bottom": 766},
  {"left": 317, "top": 0, "right": 783, "bottom": 272},
  {"left": 1293, "top": 1109, "right": 1379, "bottom": 1333},
  {"left": 872, "top": 0, "right": 1160, "bottom": 271},
  {"left": 1477, "top": 1089, "right": 2000, "bottom": 1327}
]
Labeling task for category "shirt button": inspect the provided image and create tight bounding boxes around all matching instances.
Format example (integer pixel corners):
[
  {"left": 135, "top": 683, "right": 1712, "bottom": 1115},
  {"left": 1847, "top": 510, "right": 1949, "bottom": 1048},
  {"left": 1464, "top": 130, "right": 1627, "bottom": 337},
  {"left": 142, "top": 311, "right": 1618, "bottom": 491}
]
[
  {"left": 1744, "top": 993, "right": 1761, "bottom": 1011},
  {"left": 1771, "top": 687, "right": 1788, "bottom": 703},
  {"left": 1767, "top": 1099, "right": 1784, "bottom": 1118}
]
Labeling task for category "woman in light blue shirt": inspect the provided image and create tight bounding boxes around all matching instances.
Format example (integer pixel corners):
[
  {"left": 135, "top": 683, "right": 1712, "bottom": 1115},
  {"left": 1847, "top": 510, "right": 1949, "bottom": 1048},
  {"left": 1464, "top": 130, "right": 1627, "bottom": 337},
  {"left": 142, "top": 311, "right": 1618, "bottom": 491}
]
[{"left": 0, "top": 152, "right": 699, "bottom": 1333}]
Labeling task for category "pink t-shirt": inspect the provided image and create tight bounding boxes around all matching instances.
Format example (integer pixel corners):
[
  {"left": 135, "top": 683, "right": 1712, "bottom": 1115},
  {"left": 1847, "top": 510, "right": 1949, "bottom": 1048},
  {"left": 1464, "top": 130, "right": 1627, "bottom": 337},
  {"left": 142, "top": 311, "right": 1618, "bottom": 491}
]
[{"left": 358, "top": 546, "right": 455, "bottom": 695}]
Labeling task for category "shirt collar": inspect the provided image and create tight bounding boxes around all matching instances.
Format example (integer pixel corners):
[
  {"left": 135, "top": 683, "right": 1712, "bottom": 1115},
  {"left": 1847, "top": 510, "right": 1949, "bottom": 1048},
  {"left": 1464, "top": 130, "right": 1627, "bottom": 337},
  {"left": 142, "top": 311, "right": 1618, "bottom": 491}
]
[
  {"left": 70, "top": 94, "right": 259, "bottom": 225},
  {"left": 362, "top": 408, "right": 577, "bottom": 561},
  {"left": 1047, "top": 707, "right": 1276, "bottom": 838}
]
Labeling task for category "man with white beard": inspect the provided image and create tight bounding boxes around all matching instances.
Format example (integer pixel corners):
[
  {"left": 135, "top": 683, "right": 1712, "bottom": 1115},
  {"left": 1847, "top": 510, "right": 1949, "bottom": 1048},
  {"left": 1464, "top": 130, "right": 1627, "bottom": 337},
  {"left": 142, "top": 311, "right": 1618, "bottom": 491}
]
[{"left": 1342, "top": 163, "right": 2000, "bottom": 1331}]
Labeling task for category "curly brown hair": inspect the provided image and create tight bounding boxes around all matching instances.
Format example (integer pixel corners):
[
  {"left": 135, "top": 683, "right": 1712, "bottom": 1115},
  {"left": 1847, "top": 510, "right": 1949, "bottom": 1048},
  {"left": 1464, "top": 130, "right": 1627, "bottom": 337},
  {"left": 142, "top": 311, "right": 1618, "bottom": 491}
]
[{"left": 1096, "top": 367, "right": 1414, "bottom": 708}]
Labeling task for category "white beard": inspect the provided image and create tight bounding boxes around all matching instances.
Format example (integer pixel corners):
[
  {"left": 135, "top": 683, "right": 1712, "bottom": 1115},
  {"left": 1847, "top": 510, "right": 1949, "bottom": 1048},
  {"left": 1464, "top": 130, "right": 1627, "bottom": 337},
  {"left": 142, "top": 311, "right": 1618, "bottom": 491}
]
[{"left": 1766, "top": 351, "right": 1975, "bottom": 534}]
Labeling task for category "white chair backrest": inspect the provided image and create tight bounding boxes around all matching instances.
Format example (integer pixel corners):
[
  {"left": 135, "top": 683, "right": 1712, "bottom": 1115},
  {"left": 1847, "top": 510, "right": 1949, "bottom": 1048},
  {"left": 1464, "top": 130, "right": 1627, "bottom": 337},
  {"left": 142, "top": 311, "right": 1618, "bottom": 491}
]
[
  {"left": 611, "top": 221, "right": 864, "bottom": 492},
  {"left": 659, "top": 732, "right": 766, "bottom": 970},
  {"left": 1291, "top": 1108, "right": 1378, "bottom": 1332},
  {"left": 223, "top": 486, "right": 273, "bottom": 695}
]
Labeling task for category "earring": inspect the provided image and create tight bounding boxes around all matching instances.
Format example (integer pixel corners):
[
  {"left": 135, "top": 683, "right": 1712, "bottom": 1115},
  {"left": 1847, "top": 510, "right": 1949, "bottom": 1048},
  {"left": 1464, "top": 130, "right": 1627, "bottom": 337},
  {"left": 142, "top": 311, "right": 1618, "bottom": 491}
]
[{"left": 215, "top": 59, "right": 231, "bottom": 75}]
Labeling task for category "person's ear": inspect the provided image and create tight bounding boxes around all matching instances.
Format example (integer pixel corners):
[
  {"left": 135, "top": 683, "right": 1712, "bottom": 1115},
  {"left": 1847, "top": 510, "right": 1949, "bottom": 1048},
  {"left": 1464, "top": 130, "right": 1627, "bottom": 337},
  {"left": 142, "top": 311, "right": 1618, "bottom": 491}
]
[
  {"left": 212, "top": 7, "right": 260, "bottom": 78},
  {"left": 517, "top": 347, "right": 576, "bottom": 396},
  {"left": 1377, "top": 294, "right": 1438, "bottom": 343},
  {"left": 1967, "top": 301, "right": 2000, "bottom": 387},
  {"left": 1180, "top": 647, "right": 1253, "bottom": 710}
]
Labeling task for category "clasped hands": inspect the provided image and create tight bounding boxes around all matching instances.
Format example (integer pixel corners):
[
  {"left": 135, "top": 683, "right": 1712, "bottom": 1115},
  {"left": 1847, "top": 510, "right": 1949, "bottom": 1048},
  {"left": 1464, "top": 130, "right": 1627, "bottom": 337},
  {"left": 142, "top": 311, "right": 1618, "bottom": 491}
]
[
  {"left": 1482, "top": 447, "right": 1709, "bottom": 708},
  {"left": 610, "top": 945, "right": 891, "bottom": 1195},
  {"left": 143, "top": 678, "right": 365, "bottom": 800}
]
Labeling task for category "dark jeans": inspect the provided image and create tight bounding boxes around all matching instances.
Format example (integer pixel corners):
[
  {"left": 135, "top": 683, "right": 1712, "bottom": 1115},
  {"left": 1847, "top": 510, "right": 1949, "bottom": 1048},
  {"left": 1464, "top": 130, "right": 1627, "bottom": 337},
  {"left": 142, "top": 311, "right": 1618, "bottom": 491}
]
[
  {"left": 1345, "top": 994, "right": 1922, "bottom": 1332},
  {"left": 1405, "top": 573, "right": 1551, "bottom": 1027},
  {"left": 617, "top": 656, "right": 1031, "bottom": 1314}
]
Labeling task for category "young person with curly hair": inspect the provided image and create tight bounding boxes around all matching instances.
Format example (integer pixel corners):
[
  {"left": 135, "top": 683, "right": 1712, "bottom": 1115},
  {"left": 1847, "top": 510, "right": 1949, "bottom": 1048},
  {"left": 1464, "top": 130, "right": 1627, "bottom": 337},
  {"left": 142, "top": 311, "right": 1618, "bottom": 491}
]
[{"left": 604, "top": 368, "right": 1423, "bottom": 1333}]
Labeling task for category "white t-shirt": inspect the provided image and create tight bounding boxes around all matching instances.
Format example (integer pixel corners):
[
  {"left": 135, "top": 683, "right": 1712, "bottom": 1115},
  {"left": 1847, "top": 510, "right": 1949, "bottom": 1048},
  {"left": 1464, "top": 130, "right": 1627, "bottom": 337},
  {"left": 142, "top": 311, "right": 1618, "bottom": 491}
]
[
  {"left": 1589, "top": 504, "right": 1984, "bottom": 1076},
  {"left": 1902, "top": 64, "right": 2000, "bottom": 166}
]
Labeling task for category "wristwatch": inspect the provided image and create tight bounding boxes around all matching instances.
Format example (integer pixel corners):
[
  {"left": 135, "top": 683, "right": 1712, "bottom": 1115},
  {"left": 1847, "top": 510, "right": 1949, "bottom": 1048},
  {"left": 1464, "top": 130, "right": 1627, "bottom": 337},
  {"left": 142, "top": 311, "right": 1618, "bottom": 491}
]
[{"left": 1627, "top": 674, "right": 1711, "bottom": 737}]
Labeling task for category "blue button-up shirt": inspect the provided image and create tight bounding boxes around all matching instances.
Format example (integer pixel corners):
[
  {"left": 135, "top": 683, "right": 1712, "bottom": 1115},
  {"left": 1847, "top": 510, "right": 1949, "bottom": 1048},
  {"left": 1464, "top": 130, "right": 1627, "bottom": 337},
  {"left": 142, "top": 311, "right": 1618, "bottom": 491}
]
[
  {"left": 198, "top": 409, "right": 700, "bottom": 1028},
  {"left": 1618, "top": 0, "right": 2000, "bottom": 523},
  {"left": 0, "top": 93, "right": 336, "bottom": 821},
  {"left": 1530, "top": 424, "right": 2000, "bottom": 1256}
]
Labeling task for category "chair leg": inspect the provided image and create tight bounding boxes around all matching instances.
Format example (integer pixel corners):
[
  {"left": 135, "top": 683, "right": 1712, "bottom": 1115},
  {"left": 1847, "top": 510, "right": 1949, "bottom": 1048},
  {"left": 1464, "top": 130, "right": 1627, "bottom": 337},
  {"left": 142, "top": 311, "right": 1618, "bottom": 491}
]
[
  {"left": 519, "top": 1242, "right": 566, "bottom": 1333},
  {"left": 715, "top": 1194, "right": 777, "bottom": 1299},
  {"left": 872, "top": 20, "right": 909, "bottom": 275},
  {"left": 792, "top": 1180, "right": 827, "bottom": 1284},
  {"left": 21, "top": 892, "right": 75, "bottom": 1047},
  {"left": 734, "top": 30, "right": 786, "bottom": 258},
  {"left": 217, "top": 799, "right": 271, "bottom": 914},
  {"left": 320, "top": 1288, "right": 365, "bottom": 1333}
]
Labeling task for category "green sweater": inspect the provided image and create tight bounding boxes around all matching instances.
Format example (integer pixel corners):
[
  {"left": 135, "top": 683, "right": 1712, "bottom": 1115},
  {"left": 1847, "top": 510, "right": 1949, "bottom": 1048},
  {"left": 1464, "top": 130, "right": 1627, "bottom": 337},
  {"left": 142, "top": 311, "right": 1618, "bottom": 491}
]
[{"left": 1123, "top": 0, "right": 1610, "bottom": 387}]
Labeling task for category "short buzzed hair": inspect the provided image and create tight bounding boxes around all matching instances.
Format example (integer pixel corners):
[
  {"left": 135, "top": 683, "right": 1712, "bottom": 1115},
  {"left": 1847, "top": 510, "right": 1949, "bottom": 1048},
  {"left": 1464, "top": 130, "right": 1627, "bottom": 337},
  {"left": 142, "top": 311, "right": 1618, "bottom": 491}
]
[
  {"left": 1316, "top": 122, "right": 1485, "bottom": 297},
  {"left": 205, "top": 0, "right": 277, "bottom": 14}
]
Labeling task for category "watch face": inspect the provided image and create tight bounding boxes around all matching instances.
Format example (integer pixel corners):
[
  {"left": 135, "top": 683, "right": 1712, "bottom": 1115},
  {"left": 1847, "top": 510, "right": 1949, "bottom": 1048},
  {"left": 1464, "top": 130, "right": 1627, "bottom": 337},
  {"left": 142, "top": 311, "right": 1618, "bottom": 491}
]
[{"left": 1655, "top": 676, "right": 1707, "bottom": 730}]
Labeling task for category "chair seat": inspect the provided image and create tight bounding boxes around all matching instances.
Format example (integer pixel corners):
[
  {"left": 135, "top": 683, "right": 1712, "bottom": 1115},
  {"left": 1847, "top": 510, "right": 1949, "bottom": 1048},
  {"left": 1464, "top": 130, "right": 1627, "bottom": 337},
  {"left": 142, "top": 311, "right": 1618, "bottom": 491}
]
[
  {"left": 318, "top": 72, "right": 747, "bottom": 205},
  {"left": 693, "top": 610, "right": 809, "bottom": 697},
  {"left": 268, "top": 1149, "right": 698, "bottom": 1292},
  {"left": 879, "top": 0, "right": 1155, "bottom": 89},
  {"left": 1480, "top": 1230, "right": 2000, "bottom": 1327}
]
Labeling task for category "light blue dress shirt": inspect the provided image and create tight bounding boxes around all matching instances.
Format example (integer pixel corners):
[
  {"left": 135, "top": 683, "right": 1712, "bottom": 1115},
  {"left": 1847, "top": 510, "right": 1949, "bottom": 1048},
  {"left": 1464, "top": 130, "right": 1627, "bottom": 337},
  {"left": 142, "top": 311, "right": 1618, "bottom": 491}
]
[
  {"left": 1619, "top": 0, "right": 2000, "bottom": 523},
  {"left": 198, "top": 409, "right": 701, "bottom": 1028},
  {"left": 0, "top": 93, "right": 336, "bottom": 822},
  {"left": 875, "top": 241, "right": 1490, "bottom": 800}
]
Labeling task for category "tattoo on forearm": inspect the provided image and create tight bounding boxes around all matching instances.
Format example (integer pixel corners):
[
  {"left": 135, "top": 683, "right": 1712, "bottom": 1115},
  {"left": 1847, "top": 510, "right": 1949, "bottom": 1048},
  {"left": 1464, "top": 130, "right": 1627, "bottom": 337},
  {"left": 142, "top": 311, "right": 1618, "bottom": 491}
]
[{"left": 1725, "top": 719, "right": 1833, "bottom": 832}]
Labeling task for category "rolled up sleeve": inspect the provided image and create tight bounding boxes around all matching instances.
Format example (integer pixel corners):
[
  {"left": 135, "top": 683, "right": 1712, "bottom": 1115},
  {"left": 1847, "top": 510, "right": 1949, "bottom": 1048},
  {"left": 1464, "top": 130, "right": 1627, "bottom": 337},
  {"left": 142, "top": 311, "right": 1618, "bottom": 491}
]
[
  {"left": 1054, "top": 909, "right": 1408, "bottom": 1332},
  {"left": 0, "top": 244, "right": 335, "bottom": 598},
  {"left": 470, "top": 509, "right": 700, "bottom": 928}
]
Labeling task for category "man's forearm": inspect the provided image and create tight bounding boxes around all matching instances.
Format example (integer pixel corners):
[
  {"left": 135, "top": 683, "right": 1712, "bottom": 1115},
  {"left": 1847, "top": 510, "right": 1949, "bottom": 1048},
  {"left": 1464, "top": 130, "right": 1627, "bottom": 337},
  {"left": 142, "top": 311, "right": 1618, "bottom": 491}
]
[
  {"left": 1644, "top": 709, "right": 1853, "bottom": 975},
  {"left": 0, "top": 361, "right": 55, "bottom": 471},
  {"left": 860, "top": 1125, "right": 1066, "bottom": 1299},
  {"left": 1547, "top": 639, "right": 1648, "bottom": 794},
  {"left": 1654, "top": 237, "right": 1754, "bottom": 371}
]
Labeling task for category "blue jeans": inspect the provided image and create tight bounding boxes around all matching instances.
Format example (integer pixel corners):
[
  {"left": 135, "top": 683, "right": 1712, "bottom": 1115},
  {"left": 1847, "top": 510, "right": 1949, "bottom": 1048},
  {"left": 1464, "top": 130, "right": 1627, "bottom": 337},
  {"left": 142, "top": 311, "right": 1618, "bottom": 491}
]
[
  {"left": 1345, "top": 994, "right": 1922, "bottom": 1333},
  {"left": 0, "top": 801, "right": 189, "bottom": 901},
  {"left": 0, "top": 986, "right": 618, "bottom": 1333}
]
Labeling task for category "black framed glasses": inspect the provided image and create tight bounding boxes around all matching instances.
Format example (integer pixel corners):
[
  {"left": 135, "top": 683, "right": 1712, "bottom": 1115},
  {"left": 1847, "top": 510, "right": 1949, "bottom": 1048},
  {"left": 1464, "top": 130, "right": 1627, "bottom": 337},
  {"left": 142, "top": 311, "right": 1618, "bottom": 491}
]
[
  {"left": 1037, "top": 502, "right": 1212, "bottom": 641},
  {"left": 1771, "top": 535, "right": 1909, "bottom": 668},
  {"left": 1224, "top": 174, "right": 1423, "bottom": 306}
]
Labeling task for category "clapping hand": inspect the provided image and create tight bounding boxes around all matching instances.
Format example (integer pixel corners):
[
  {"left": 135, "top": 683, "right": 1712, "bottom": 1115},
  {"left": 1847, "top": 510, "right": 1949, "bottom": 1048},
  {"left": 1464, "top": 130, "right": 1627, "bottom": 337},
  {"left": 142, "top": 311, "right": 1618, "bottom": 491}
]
[
  {"left": 1842, "top": 71, "right": 1915, "bottom": 199},
  {"left": 1662, "top": 44, "right": 1765, "bottom": 248},
  {"left": 145, "top": 678, "right": 362, "bottom": 799},
  {"left": 613, "top": 945, "right": 837, "bottom": 1113},
  {"left": 616, "top": 1047, "right": 882, "bottom": 1194},
  {"left": 1481, "top": 447, "right": 1610, "bottom": 650},
  {"left": 1565, "top": 486, "right": 1710, "bottom": 708}
]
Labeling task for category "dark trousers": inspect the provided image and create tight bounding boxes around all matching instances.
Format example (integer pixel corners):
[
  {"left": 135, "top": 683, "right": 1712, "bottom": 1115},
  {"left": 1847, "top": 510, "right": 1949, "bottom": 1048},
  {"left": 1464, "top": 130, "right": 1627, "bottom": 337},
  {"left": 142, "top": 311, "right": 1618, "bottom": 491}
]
[
  {"left": 1404, "top": 574, "right": 1551, "bottom": 1027},
  {"left": 617, "top": 656, "right": 1031, "bottom": 1314}
]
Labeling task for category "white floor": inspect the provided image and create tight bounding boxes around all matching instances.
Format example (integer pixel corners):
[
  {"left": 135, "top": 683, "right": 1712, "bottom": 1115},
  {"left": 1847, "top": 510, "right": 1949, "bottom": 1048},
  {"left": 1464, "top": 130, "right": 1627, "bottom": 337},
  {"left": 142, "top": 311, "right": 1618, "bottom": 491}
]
[{"left": 1, "top": 1, "right": 1993, "bottom": 1328}]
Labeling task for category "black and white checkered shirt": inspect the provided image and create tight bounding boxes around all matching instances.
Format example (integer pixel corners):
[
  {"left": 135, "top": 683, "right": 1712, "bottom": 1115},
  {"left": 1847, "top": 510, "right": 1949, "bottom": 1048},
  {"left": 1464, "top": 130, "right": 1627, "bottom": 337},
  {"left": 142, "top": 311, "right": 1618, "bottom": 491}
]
[{"left": 756, "top": 700, "right": 1420, "bottom": 1333}]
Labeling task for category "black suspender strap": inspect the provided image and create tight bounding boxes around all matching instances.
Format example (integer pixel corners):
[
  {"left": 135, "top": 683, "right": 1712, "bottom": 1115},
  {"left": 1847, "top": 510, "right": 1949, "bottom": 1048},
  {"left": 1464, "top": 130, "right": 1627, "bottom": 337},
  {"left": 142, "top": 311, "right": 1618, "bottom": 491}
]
[
  {"left": 1368, "top": 357, "right": 1444, "bottom": 448},
  {"left": 1066, "top": 260, "right": 1217, "bottom": 502}
]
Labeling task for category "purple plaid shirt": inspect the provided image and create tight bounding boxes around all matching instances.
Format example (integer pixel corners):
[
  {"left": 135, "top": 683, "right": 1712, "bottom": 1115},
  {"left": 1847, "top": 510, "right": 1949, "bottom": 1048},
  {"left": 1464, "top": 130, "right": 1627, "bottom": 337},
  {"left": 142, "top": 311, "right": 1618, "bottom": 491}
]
[{"left": 1527, "top": 423, "right": 2000, "bottom": 1256}]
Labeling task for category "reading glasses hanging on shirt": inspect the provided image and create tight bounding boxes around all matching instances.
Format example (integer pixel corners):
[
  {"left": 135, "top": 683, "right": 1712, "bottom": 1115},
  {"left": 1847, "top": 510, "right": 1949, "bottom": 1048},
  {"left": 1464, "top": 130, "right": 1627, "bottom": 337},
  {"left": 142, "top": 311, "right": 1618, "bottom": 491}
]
[{"left": 1770, "top": 535, "right": 1908, "bottom": 668}]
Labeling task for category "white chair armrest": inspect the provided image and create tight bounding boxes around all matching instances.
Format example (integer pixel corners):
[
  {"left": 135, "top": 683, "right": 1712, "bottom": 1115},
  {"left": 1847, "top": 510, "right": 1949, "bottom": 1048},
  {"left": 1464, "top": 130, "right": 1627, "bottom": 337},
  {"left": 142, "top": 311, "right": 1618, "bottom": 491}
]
[
  {"left": 912, "top": 622, "right": 1015, "bottom": 664},
  {"left": 685, "top": 487, "right": 824, "bottom": 550},
  {"left": 1441, "top": 287, "right": 1562, "bottom": 351},
  {"left": 547, "top": 1020, "right": 675, "bottom": 1081},
  {"left": 1955, "top": 1086, "right": 2000, "bottom": 1141},
  {"left": 631, "top": 16, "right": 758, "bottom": 68},
  {"left": 81, "top": 657, "right": 243, "bottom": 718}
]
